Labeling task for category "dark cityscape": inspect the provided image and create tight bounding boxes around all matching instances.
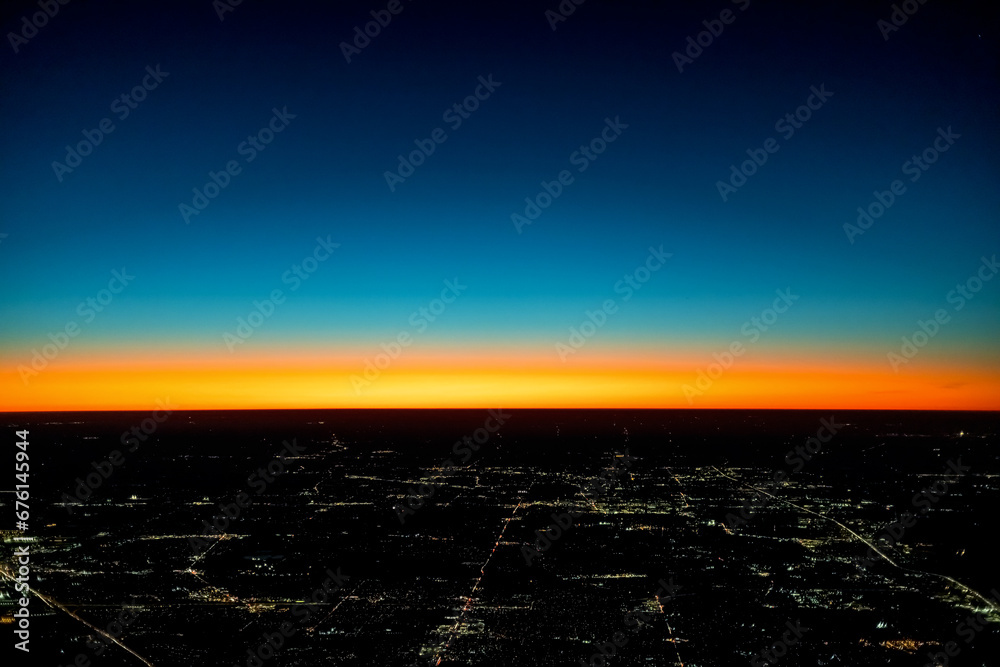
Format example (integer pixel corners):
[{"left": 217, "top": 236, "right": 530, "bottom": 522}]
[{"left": 2, "top": 409, "right": 998, "bottom": 665}]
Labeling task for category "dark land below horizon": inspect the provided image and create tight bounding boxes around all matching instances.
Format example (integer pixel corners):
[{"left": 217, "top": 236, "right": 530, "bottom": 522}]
[{"left": 3, "top": 409, "right": 998, "bottom": 666}]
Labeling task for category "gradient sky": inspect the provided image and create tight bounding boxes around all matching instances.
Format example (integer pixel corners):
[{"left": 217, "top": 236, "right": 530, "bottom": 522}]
[{"left": 2, "top": 0, "right": 998, "bottom": 410}]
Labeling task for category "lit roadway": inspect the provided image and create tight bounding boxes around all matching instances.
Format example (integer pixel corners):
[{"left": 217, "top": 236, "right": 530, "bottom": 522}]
[
  {"left": 0, "top": 564, "right": 156, "bottom": 667},
  {"left": 710, "top": 466, "right": 1000, "bottom": 615}
]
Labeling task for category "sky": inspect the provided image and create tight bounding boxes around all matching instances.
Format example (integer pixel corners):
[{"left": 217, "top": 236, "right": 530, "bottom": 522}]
[{"left": 1, "top": 0, "right": 998, "bottom": 410}]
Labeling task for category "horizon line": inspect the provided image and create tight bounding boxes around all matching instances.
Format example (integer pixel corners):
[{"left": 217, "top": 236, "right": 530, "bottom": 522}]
[{"left": 4, "top": 407, "right": 999, "bottom": 414}]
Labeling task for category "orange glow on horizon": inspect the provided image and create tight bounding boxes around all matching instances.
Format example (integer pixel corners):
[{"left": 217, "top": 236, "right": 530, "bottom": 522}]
[{"left": 3, "top": 350, "right": 998, "bottom": 411}]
